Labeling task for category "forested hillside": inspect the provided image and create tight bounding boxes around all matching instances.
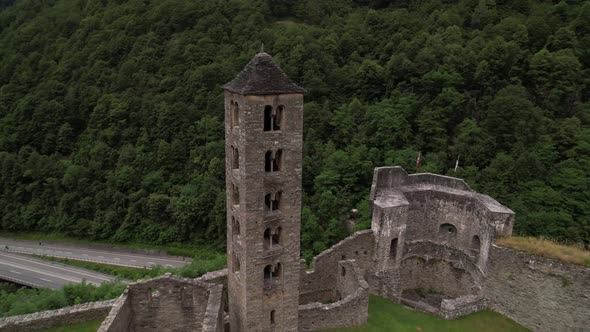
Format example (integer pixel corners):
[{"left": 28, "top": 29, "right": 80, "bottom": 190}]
[{"left": 0, "top": 0, "right": 588, "bottom": 258}]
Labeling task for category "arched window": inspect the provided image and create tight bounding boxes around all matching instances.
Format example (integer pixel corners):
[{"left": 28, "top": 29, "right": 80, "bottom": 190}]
[
  {"left": 272, "top": 227, "right": 281, "bottom": 245},
  {"left": 264, "top": 228, "right": 271, "bottom": 249},
  {"left": 264, "top": 105, "right": 273, "bottom": 131},
  {"left": 273, "top": 149, "right": 282, "bottom": 172},
  {"left": 265, "top": 151, "right": 273, "bottom": 172},
  {"left": 439, "top": 223, "right": 457, "bottom": 242},
  {"left": 264, "top": 105, "right": 283, "bottom": 132},
  {"left": 232, "top": 183, "right": 239, "bottom": 206},
  {"left": 232, "top": 216, "right": 240, "bottom": 237},
  {"left": 265, "top": 192, "right": 281, "bottom": 212},
  {"left": 232, "top": 102, "right": 239, "bottom": 127},
  {"left": 471, "top": 235, "right": 481, "bottom": 254},
  {"left": 390, "top": 238, "right": 398, "bottom": 261},
  {"left": 341, "top": 266, "right": 346, "bottom": 276},
  {"left": 264, "top": 264, "right": 272, "bottom": 281},
  {"left": 273, "top": 263, "right": 282, "bottom": 279},
  {"left": 274, "top": 105, "right": 284, "bottom": 131},
  {"left": 270, "top": 310, "right": 276, "bottom": 324},
  {"left": 232, "top": 147, "right": 239, "bottom": 170}
]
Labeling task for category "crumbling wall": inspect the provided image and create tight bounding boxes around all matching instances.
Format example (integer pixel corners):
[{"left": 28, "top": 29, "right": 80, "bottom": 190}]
[
  {"left": 485, "top": 245, "right": 590, "bottom": 332},
  {"left": 298, "top": 260, "right": 369, "bottom": 331},
  {"left": 99, "top": 273, "right": 224, "bottom": 332},
  {"left": 0, "top": 300, "right": 114, "bottom": 332},
  {"left": 400, "top": 257, "right": 475, "bottom": 298},
  {"left": 299, "top": 230, "right": 374, "bottom": 304},
  {"left": 98, "top": 293, "right": 130, "bottom": 332}
]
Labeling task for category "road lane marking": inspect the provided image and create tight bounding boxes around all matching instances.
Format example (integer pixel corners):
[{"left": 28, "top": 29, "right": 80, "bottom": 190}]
[
  {"left": 9, "top": 270, "right": 21, "bottom": 274},
  {"left": 40, "top": 278, "right": 52, "bottom": 282},
  {"left": 0, "top": 252, "right": 112, "bottom": 282},
  {"left": 0, "top": 238, "right": 190, "bottom": 264}
]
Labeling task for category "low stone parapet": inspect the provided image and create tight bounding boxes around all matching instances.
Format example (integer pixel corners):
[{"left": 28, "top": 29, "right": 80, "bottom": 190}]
[
  {"left": 0, "top": 299, "right": 115, "bottom": 332},
  {"left": 298, "top": 260, "right": 369, "bottom": 331}
]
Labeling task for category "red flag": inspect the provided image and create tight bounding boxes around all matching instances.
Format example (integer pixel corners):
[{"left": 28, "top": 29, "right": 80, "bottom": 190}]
[{"left": 416, "top": 151, "right": 421, "bottom": 169}]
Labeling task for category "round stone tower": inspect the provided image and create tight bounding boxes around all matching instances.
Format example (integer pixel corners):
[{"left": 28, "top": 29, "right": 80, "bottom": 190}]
[{"left": 223, "top": 52, "right": 305, "bottom": 331}]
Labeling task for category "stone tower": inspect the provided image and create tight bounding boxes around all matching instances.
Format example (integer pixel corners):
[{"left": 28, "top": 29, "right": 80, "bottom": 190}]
[{"left": 223, "top": 52, "right": 305, "bottom": 331}]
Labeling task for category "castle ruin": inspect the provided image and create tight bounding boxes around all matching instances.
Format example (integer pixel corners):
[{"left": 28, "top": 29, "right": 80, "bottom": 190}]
[{"left": 83, "top": 52, "right": 589, "bottom": 332}]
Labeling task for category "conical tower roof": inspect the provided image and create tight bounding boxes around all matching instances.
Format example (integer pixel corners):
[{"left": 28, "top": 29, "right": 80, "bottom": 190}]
[{"left": 223, "top": 52, "right": 305, "bottom": 95}]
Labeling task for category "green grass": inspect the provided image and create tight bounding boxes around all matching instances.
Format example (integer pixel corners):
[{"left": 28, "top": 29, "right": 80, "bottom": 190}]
[
  {"left": 38, "top": 318, "right": 103, "bottom": 332},
  {"left": 497, "top": 236, "right": 590, "bottom": 268},
  {"left": 326, "top": 296, "right": 529, "bottom": 332}
]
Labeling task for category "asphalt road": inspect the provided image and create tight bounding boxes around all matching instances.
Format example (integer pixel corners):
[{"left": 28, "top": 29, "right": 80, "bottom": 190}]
[
  {"left": 0, "top": 237, "right": 192, "bottom": 269},
  {"left": 0, "top": 251, "right": 118, "bottom": 289}
]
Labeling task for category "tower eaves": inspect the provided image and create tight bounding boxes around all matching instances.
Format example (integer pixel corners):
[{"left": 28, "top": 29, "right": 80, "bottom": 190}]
[{"left": 223, "top": 52, "right": 306, "bottom": 95}]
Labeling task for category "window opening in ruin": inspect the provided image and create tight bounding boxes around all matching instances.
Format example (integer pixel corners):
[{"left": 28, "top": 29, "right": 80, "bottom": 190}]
[
  {"left": 274, "top": 105, "right": 284, "bottom": 131},
  {"left": 273, "top": 192, "right": 281, "bottom": 211},
  {"left": 232, "top": 102, "right": 239, "bottom": 128},
  {"left": 264, "top": 105, "right": 283, "bottom": 132},
  {"left": 390, "top": 238, "right": 398, "bottom": 260},
  {"left": 341, "top": 255, "right": 346, "bottom": 260},
  {"left": 264, "top": 264, "right": 272, "bottom": 281},
  {"left": 265, "top": 192, "right": 282, "bottom": 212},
  {"left": 341, "top": 266, "right": 346, "bottom": 276},
  {"left": 265, "top": 194, "right": 272, "bottom": 211},
  {"left": 439, "top": 223, "right": 457, "bottom": 239},
  {"left": 272, "top": 227, "right": 281, "bottom": 246},
  {"left": 232, "top": 216, "right": 240, "bottom": 237},
  {"left": 264, "top": 105, "right": 273, "bottom": 131},
  {"left": 232, "top": 147, "right": 239, "bottom": 170},
  {"left": 264, "top": 228, "right": 271, "bottom": 249},
  {"left": 471, "top": 235, "right": 481, "bottom": 254},
  {"left": 148, "top": 288, "right": 160, "bottom": 307},
  {"left": 270, "top": 310, "right": 276, "bottom": 324},
  {"left": 232, "top": 183, "right": 240, "bottom": 206},
  {"left": 265, "top": 151, "right": 273, "bottom": 172},
  {"left": 273, "top": 149, "right": 282, "bottom": 172},
  {"left": 272, "top": 263, "right": 281, "bottom": 279}
]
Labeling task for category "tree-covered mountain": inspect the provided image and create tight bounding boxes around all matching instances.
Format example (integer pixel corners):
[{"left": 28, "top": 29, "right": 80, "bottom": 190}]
[{"left": 0, "top": 0, "right": 588, "bottom": 258}]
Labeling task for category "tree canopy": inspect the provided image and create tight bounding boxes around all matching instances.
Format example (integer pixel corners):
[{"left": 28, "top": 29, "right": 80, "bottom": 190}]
[{"left": 0, "top": 0, "right": 588, "bottom": 259}]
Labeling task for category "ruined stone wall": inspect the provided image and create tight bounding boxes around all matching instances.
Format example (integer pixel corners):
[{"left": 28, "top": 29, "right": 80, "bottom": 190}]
[
  {"left": 0, "top": 300, "right": 114, "bottom": 332},
  {"left": 485, "top": 245, "right": 590, "bottom": 332},
  {"left": 400, "top": 257, "right": 475, "bottom": 298},
  {"left": 298, "top": 260, "right": 369, "bottom": 331},
  {"left": 99, "top": 274, "right": 224, "bottom": 332},
  {"left": 403, "top": 190, "right": 494, "bottom": 270},
  {"left": 98, "top": 293, "right": 130, "bottom": 332},
  {"left": 299, "top": 230, "right": 374, "bottom": 304},
  {"left": 126, "top": 278, "right": 209, "bottom": 331}
]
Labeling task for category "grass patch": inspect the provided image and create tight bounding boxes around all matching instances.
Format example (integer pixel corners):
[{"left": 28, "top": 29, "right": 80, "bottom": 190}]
[
  {"left": 326, "top": 296, "right": 529, "bottom": 332},
  {"left": 38, "top": 318, "right": 103, "bottom": 332},
  {"left": 0, "top": 231, "right": 221, "bottom": 258},
  {"left": 497, "top": 236, "right": 590, "bottom": 267}
]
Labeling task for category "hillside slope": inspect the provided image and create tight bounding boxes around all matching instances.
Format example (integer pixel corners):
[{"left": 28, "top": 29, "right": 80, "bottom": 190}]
[{"left": 0, "top": 0, "right": 588, "bottom": 256}]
